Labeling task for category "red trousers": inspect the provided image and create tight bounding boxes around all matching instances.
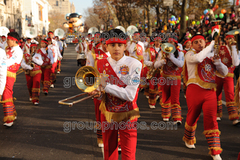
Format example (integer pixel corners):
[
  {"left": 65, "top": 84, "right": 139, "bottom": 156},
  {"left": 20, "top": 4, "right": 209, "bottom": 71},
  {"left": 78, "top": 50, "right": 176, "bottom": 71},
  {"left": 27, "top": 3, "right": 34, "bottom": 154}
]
[
  {"left": 57, "top": 60, "right": 61, "bottom": 72},
  {"left": 25, "top": 73, "right": 41, "bottom": 103},
  {"left": 50, "top": 62, "right": 57, "bottom": 84},
  {"left": 216, "top": 76, "right": 239, "bottom": 120},
  {"left": 41, "top": 68, "right": 51, "bottom": 93},
  {"left": 2, "top": 76, "right": 17, "bottom": 123},
  {"left": 101, "top": 114, "right": 137, "bottom": 160},
  {"left": 183, "top": 84, "right": 222, "bottom": 155},
  {"left": 148, "top": 72, "right": 161, "bottom": 106},
  {"left": 161, "top": 79, "right": 182, "bottom": 121}
]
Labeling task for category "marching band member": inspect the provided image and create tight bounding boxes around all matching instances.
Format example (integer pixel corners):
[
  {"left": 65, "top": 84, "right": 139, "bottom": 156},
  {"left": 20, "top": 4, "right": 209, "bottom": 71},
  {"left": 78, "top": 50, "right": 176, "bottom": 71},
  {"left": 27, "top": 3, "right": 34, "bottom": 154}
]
[
  {"left": 89, "top": 28, "right": 141, "bottom": 160},
  {"left": 55, "top": 36, "right": 63, "bottom": 74},
  {"left": 0, "top": 35, "right": 7, "bottom": 50},
  {"left": 143, "top": 36, "right": 162, "bottom": 108},
  {"left": 182, "top": 39, "right": 191, "bottom": 55},
  {"left": 86, "top": 33, "right": 110, "bottom": 148},
  {"left": 47, "top": 38, "right": 62, "bottom": 88},
  {"left": 39, "top": 39, "right": 54, "bottom": 95},
  {"left": 0, "top": 47, "right": 7, "bottom": 107},
  {"left": 22, "top": 38, "right": 31, "bottom": 54},
  {"left": 216, "top": 34, "right": 240, "bottom": 125},
  {"left": 182, "top": 33, "right": 228, "bottom": 160},
  {"left": 127, "top": 32, "right": 145, "bottom": 91},
  {"left": 154, "top": 38, "right": 184, "bottom": 124},
  {"left": 2, "top": 32, "right": 23, "bottom": 127},
  {"left": 75, "top": 39, "right": 86, "bottom": 67},
  {"left": 21, "top": 43, "right": 43, "bottom": 105}
]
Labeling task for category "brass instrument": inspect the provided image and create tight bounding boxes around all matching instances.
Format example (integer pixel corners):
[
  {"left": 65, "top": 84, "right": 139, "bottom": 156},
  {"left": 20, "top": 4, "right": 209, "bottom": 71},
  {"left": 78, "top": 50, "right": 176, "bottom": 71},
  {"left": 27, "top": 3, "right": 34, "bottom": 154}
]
[
  {"left": 146, "top": 43, "right": 176, "bottom": 79},
  {"left": 226, "top": 29, "right": 240, "bottom": 52},
  {"left": 58, "top": 66, "right": 101, "bottom": 107},
  {"left": 25, "top": 50, "right": 35, "bottom": 75}
]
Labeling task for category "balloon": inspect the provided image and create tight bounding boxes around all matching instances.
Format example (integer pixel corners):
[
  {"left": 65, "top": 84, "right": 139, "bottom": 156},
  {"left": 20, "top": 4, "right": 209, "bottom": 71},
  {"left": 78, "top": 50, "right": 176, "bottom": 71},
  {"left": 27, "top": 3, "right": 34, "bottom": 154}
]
[
  {"left": 212, "top": 7, "right": 216, "bottom": 12},
  {"left": 200, "top": 16, "right": 202, "bottom": 19},
  {"left": 168, "top": 20, "right": 171, "bottom": 23},
  {"left": 204, "top": 9, "right": 208, "bottom": 15},
  {"left": 208, "top": 30, "right": 211, "bottom": 34},
  {"left": 215, "top": 5, "right": 219, "bottom": 9},
  {"left": 177, "top": 20, "right": 179, "bottom": 24},
  {"left": 192, "top": 21, "right": 196, "bottom": 25},
  {"left": 206, "top": 16, "right": 209, "bottom": 20},
  {"left": 215, "top": 14, "right": 218, "bottom": 18},
  {"left": 219, "top": 13, "right": 224, "bottom": 19},
  {"left": 197, "top": 21, "right": 200, "bottom": 25},
  {"left": 205, "top": 20, "right": 209, "bottom": 24},
  {"left": 160, "top": 19, "right": 162, "bottom": 22},
  {"left": 210, "top": 0, "right": 213, "bottom": 4},
  {"left": 188, "top": 33, "right": 192, "bottom": 38},
  {"left": 221, "top": 9, "right": 226, "bottom": 14},
  {"left": 186, "top": 16, "right": 189, "bottom": 21},
  {"left": 178, "top": 17, "right": 181, "bottom": 20},
  {"left": 172, "top": 22, "right": 175, "bottom": 26},
  {"left": 171, "top": 15, "right": 174, "bottom": 18}
]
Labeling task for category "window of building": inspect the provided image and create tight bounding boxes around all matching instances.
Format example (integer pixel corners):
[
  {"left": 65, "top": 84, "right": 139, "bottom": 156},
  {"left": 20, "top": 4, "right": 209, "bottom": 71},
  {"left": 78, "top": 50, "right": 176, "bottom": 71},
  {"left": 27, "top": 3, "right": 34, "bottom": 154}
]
[{"left": 56, "top": 1, "right": 58, "bottom": 6}]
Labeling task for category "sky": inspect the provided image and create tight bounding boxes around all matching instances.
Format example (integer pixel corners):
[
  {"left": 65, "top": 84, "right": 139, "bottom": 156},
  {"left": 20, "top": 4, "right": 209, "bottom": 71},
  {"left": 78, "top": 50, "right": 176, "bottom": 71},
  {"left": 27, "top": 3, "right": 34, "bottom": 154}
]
[{"left": 69, "top": 0, "right": 93, "bottom": 20}]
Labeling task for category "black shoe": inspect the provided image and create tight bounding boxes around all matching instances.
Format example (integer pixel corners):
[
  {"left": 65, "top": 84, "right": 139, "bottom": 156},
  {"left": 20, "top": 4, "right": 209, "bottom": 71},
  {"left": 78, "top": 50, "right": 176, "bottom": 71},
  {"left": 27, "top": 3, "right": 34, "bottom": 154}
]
[{"left": 44, "top": 91, "right": 48, "bottom": 96}]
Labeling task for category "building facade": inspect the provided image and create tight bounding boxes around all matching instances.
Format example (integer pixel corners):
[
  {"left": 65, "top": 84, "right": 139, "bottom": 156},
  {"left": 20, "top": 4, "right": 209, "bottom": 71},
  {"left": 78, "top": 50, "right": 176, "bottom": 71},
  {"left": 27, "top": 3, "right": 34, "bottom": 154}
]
[
  {"left": 22, "top": 0, "right": 51, "bottom": 36},
  {"left": 48, "top": 0, "right": 75, "bottom": 15},
  {"left": 0, "top": 0, "right": 24, "bottom": 36}
]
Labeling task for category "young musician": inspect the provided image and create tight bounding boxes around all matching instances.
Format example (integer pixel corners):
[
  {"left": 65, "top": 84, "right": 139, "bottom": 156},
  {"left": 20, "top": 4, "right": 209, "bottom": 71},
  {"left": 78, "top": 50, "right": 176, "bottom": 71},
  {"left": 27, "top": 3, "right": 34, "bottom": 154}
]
[
  {"left": 2, "top": 32, "right": 23, "bottom": 127},
  {"left": 21, "top": 43, "right": 43, "bottom": 105},
  {"left": 143, "top": 36, "right": 162, "bottom": 108},
  {"left": 183, "top": 39, "right": 191, "bottom": 55},
  {"left": 216, "top": 34, "right": 240, "bottom": 125},
  {"left": 89, "top": 29, "right": 141, "bottom": 160},
  {"left": 154, "top": 38, "right": 184, "bottom": 124},
  {"left": 39, "top": 39, "right": 54, "bottom": 95},
  {"left": 22, "top": 38, "right": 32, "bottom": 54},
  {"left": 182, "top": 32, "right": 228, "bottom": 160},
  {"left": 0, "top": 35, "right": 7, "bottom": 50}
]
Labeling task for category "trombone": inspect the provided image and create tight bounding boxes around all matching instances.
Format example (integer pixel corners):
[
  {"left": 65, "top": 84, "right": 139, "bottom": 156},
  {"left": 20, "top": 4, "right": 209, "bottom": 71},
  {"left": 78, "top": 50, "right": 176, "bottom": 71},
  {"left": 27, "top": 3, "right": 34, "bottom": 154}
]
[{"left": 58, "top": 66, "right": 101, "bottom": 107}]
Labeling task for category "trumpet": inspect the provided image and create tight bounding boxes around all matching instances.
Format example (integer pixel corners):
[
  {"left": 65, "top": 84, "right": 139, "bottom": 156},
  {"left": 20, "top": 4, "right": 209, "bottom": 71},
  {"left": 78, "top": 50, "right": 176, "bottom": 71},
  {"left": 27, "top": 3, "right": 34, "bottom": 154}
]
[
  {"left": 58, "top": 66, "right": 101, "bottom": 107},
  {"left": 225, "top": 29, "right": 240, "bottom": 54},
  {"left": 146, "top": 60, "right": 159, "bottom": 80},
  {"left": 25, "top": 50, "right": 35, "bottom": 75}
]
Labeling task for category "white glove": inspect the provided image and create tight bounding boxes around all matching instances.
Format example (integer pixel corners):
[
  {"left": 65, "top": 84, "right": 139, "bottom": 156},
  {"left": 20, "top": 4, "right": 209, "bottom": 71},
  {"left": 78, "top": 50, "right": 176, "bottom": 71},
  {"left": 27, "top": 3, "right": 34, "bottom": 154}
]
[
  {"left": 213, "top": 58, "right": 221, "bottom": 66},
  {"left": 28, "top": 66, "right": 33, "bottom": 70}
]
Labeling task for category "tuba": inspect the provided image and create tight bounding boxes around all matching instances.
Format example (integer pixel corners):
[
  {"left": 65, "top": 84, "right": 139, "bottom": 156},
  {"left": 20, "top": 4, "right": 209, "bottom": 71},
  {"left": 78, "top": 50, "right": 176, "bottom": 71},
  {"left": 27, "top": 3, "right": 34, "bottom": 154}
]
[
  {"left": 24, "top": 49, "right": 35, "bottom": 75},
  {"left": 54, "top": 28, "right": 65, "bottom": 39},
  {"left": 146, "top": 43, "right": 176, "bottom": 79},
  {"left": 0, "top": 27, "right": 10, "bottom": 37},
  {"left": 58, "top": 66, "right": 101, "bottom": 106}
]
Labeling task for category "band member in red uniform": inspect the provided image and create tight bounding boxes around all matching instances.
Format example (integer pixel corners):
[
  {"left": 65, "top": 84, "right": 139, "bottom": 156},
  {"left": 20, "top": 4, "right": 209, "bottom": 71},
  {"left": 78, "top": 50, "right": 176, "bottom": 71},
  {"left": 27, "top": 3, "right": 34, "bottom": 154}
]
[
  {"left": 143, "top": 36, "right": 162, "bottom": 108},
  {"left": 0, "top": 35, "right": 7, "bottom": 49},
  {"left": 2, "top": 32, "right": 23, "bottom": 127},
  {"left": 89, "top": 29, "right": 141, "bottom": 160},
  {"left": 182, "top": 39, "right": 191, "bottom": 55},
  {"left": 47, "top": 38, "right": 62, "bottom": 88},
  {"left": 154, "top": 38, "right": 184, "bottom": 124},
  {"left": 0, "top": 47, "right": 7, "bottom": 108},
  {"left": 182, "top": 32, "right": 228, "bottom": 160},
  {"left": 21, "top": 43, "right": 43, "bottom": 105},
  {"left": 39, "top": 39, "right": 54, "bottom": 95},
  {"left": 215, "top": 34, "right": 240, "bottom": 125},
  {"left": 86, "top": 33, "right": 110, "bottom": 148},
  {"left": 22, "top": 38, "right": 31, "bottom": 54}
]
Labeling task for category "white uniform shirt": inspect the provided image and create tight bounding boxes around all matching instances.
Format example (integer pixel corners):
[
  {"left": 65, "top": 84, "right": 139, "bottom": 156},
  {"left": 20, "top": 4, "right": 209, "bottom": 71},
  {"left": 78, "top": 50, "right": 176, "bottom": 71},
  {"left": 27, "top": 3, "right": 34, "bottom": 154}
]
[
  {"left": 225, "top": 45, "right": 239, "bottom": 66},
  {"left": 39, "top": 48, "right": 54, "bottom": 65},
  {"left": 103, "top": 55, "right": 142, "bottom": 102},
  {"left": 48, "top": 44, "right": 62, "bottom": 63},
  {"left": 185, "top": 41, "right": 228, "bottom": 88},
  {"left": 22, "top": 42, "right": 31, "bottom": 54},
  {"left": 0, "top": 41, "right": 7, "bottom": 50},
  {"left": 144, "top": 47, "right": 161, "bottom": 67},
  {"left": 21, "top": 52, "right": 43, "bottom": 70},
  {"left": 86, "top": 46, "right": 110, "bottom": 67},
  {"left": 0, "top": 49, "right": 7, "bottom": 95},
  {"left": 127, "top": 41, "right": 145, "bottom": 59},
  {"left": 6, "top": 45, "right": 23, "bottom": 68},
  {"left": 154, "top": 50, "right": 184, "bottom": 68}
]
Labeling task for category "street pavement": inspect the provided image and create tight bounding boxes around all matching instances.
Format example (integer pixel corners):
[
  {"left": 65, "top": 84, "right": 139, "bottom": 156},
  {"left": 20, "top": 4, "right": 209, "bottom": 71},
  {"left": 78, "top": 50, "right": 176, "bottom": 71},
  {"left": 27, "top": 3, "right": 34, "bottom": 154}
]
[{"left": 0, "top": 44, "right": 239, "bottom": 160}]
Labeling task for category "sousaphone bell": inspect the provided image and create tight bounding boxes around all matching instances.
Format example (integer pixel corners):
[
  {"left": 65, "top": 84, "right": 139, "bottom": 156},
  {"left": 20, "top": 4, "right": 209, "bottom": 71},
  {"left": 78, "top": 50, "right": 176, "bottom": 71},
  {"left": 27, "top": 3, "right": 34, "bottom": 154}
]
[
  {"left": 161, "top": 43, "right": 176, "bottom": 58},
  {"left": 58, "top": 66, "right": 101, "bottom": 107}
]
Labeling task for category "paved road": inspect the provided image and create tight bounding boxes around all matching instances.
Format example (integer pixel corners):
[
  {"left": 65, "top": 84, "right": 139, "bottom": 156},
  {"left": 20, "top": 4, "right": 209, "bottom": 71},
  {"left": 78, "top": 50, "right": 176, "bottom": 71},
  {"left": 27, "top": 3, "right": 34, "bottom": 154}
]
[{"left": 0, "top": 44, "right": 239, "bottom": 160}]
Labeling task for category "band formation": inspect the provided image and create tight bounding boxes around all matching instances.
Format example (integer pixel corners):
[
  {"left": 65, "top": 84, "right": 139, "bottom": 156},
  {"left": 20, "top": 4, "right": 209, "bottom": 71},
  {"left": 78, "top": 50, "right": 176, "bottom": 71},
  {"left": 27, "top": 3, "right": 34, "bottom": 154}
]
[{"left": 0, "top": 23, "right": 240, "bottom": 160}]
